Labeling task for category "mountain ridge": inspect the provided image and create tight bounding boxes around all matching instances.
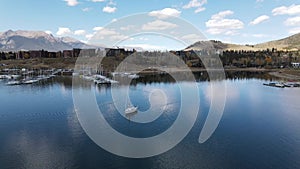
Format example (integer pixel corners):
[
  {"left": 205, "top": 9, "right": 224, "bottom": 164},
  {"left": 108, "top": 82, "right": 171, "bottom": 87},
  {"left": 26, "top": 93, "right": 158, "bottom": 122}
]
[
  {"left": 255, "top": 33, "right": 300, "bottom": 50},
  {"left": 1, "top": 30, "right": 300, "bottom": 52},
  {"left": 185, "top": 33, "right": 300, "bottom": 51},
  {"left": 0, "top": 30, "right": 96, "bottom": 52}
]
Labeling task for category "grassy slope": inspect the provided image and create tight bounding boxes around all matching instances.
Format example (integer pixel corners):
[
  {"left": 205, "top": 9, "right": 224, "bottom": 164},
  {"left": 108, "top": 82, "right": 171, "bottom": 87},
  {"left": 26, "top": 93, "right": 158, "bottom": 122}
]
[
  {"left": 255, "top": 33, "right": 300, "bottom": 50},
  {"left": 185, "top": 33, "right": 300, "bottom": 51}
]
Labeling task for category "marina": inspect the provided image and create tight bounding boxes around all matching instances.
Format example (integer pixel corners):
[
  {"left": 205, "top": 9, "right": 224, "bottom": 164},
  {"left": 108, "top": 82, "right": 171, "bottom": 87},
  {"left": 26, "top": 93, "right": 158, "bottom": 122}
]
[
  {"left": 263, "top": 82, "right": 300, "bottom": 88},
  {"left": 1, "top": 68, "right": 59, "bottom": 85},
  {"left": 1, "top": 67, "right": 140, "bottom": 86}
]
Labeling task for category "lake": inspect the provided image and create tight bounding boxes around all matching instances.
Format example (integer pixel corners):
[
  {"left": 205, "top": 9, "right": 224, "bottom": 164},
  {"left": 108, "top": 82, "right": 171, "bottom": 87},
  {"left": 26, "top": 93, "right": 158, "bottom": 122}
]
[{"left": 0, "top": 72, "right": 299, "bottom": 169}]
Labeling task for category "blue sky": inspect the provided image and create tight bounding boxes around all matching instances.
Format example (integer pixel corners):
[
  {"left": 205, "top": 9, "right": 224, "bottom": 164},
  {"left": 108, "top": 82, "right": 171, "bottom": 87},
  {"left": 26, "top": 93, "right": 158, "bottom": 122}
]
[{"left": 1, "top": 0, "right": 300, "bottom": 49}]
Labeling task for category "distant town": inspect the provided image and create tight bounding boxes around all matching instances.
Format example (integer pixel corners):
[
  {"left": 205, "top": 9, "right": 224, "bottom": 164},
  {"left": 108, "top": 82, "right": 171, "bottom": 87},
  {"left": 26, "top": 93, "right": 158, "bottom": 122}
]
[{"left": 0, "top": 47, "right": 299, "bottom": 69}]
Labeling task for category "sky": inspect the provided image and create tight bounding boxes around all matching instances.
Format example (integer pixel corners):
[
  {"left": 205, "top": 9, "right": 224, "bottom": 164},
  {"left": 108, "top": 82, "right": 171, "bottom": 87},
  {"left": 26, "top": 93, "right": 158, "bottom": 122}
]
[{"left": 0, "top": 0, "right": 300, "bottom": 50}]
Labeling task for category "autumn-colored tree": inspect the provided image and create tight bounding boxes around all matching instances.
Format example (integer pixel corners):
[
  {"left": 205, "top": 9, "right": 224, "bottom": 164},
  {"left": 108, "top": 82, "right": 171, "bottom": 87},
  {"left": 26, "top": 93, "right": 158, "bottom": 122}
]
[{"left": 265, "top": 56, "right": 272, "bottom": 65}]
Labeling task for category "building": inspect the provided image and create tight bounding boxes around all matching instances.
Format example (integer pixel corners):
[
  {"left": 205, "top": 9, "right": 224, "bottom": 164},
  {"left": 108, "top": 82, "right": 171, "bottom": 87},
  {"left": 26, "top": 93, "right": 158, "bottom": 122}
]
[
  {"left": 79, "top": 49, "right": 96, "bottom": 57},
  {"left": 16, "top": 51, "right": 30, "bottom": 59},
  {"left": 47, "top": 52, "right": 57, "bottom": 58},
  {"left": 63, "top": 50, "right": 73, "bottom": 58},
  {"left": 105, "top": 48, "right": 126, "bottom": 57},
  {"left": 30, "top": 50, "right": 41, "bottom": 58},
  {"left": 56, "top": 51, "right": 62, "bottom": 58},
  {"left": 73, "top": 48, "right": 81, "bottom": 57}
]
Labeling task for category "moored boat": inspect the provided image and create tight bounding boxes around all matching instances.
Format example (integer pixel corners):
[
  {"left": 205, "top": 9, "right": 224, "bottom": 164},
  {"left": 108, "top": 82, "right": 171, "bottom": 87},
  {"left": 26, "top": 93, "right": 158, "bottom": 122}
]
[
  {"left": 6, "top": 80, "right": 22, "bottom": 85},
  {"left": 263, "top": 82, "right": 285, "bottom": 88},
  {"left": 125, "top": 106, "right": 138, "bottom": 115}
]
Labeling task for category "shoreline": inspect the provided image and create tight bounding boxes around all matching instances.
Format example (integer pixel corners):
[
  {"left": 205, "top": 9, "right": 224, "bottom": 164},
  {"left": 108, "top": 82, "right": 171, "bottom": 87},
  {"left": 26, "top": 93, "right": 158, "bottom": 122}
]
[
  {"left": 1, "top": 58, "right": 300, "bottom": 81},
  {"left": 268, "top": 71, "right": 300, "bottom": 81}
]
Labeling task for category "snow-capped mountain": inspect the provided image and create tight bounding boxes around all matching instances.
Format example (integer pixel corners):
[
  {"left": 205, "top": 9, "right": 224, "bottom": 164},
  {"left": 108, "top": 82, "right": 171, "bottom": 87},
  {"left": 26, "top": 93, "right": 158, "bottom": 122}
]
[{"left": 0, "top": 30, "right": 96, "bottom": 51}]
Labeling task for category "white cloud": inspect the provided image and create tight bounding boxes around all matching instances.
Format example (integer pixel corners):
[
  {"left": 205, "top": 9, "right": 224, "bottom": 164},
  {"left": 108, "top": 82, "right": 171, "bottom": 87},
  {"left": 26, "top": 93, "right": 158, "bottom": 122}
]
[
  {"left": 242, "top": 33, "right": 269, "bottom": 38},
  {"left": 138, "top": 37, "right": 149, "bottom": 41},
  {"left": 91, "top": 0, "right": 105, "bottom": 2},
  {"left": 149, "top": 8, "right": 181, "bottom": 19},
  {"left": 224, "top": 31, "right": 238, "bottom": 36},
  {"left": 74, "top": 30, "right": 86, "bottom": 35},
  {"left": 56, "top": 27, "right": 72, "bottom": 36},
  {"left": 285, "top": 16, "right": 300, "bottom": 26},
  {"left": 111, "top": 18, "right": 117, "bottom": 22},
  {"left": 120, "top": 25, "right": 135, "bottom": 31},
  {"left": 86, "top": 27, "right": 105, "bottom": 40},
  {"left": 252, "top": 34, "right": 268, "bottom": 38},
  {"left": 181, "top": 34, "right": 203, "bottom": 43},
  {"left": 288, "top": 27, "right": 300, "bottom": 34},
  {"left": 183, "top": 0, "right": 207, "bottom": 13},
  {"left": 211, "top": 10, "right": 233, "bottom": 20},
  {"left": 250, "top": 15, "right": 270, "bottom": 25},
  {"left": 102, "top": 6, "right": 117, "bottom": 13},
  {"left": 45, "top": 31, "right": 52, "bottom": 35},
  {"left": 142, "top": 20, "right": 178, "bottom": 31},
  {"left": 93, "top": 28, "right": 128, "bottom": 41},
  {"left": 272, "top": 5, "right": 300, "bottom": 35},
  {"left": 80, "top": 40, "right": 88, "bottom": 44},
  {"left": 183, "top": 0, "right": 206, "bottom": 8},
  {"left": 85, "top": 34, "right": 94, "bottom": 39},
  {"left": 206, "top": 10, "right": 244, "bottom": 35},
  {"left": 64, "top": 0, "right": 79, "bottom": 6},
  {"left": 82, "top": 8, "right": 92, "bottom": 12},
  {"left": 108, "top": 0, "right": 116, "bottom": 6},
  {"left": 123, "top": 44, "right": 168, "bottom": 51},
  {"left": 272, "top": 4, "right": 300, "bottom": 16},
  {"left": 93, "top": 27, "right": 104, "bottom": 31},
  {"left": 195, "top": 7, "right": 205, "bottom": 13}
]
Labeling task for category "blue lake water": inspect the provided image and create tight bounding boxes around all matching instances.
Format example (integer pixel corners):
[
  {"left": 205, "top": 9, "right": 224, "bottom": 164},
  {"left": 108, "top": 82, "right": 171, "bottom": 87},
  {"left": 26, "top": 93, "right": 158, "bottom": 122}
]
[{"left": 0, "top": 74, "right": 300, "bottom": 169}]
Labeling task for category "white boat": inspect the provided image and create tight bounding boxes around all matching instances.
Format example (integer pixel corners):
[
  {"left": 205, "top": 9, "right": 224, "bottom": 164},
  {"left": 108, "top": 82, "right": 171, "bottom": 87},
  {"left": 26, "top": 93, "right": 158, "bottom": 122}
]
[
  {"left": 72, "top": 72, "right": 79, "bottom": 76},
  {"left": 93, "top": 74, "right": 119, "bottom": 84},
  {"left": 0, "top": 75, "right": 7, "bottom": 79},
  {"left": 23, "top": 79, "right": 39, "bottom": 84},
  {"left": 10, "top": 75, "right": 21, "bottom": 79},
  {"left": 82, "top": 75, "right": 94, "bottom": 81},
  {"left": 94, "top": 79, "right": 108, "bottom": 84},
  {"left": 111, "top": 72, "right": 120, "bottom": 77},
  {"left": 0, "top": 75, "right": 11, "bottom": 79},
  {"left": 6, "top": 81, "right": 22, "bottom": 85},
  {"left": 109, "top": 79, "right": 119, "bottom": 84},
  {"left": 125, "top": 106, "right": 138, "bottom": 114},
  {"left": 128, "top": 74, "right": 139, "bottom": 79},
  {"left": 275, "top": 83, "right": 285, "bottom": 88},
  {"left": 36, "top": 75, "right": 50, "bottom": 80},
  {"left": 264, "top": 82, "right": 285, "bottom": 88}
]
